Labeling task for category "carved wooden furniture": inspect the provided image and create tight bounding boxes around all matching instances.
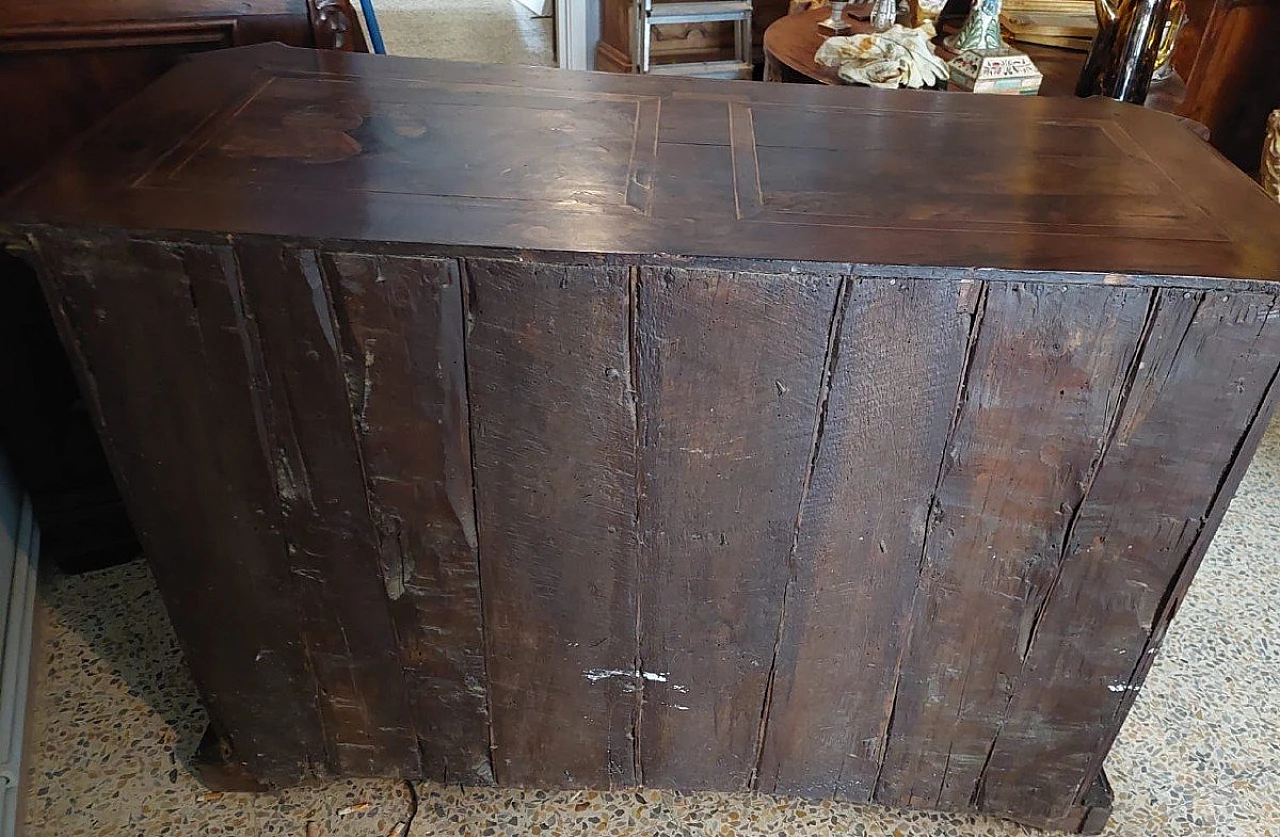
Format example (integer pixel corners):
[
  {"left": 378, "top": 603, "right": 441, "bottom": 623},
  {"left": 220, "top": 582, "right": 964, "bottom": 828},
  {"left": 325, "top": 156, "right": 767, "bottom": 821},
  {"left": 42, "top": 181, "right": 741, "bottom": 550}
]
[{"left": 5, "top": 45, "right": 1280, "bottom": 834}]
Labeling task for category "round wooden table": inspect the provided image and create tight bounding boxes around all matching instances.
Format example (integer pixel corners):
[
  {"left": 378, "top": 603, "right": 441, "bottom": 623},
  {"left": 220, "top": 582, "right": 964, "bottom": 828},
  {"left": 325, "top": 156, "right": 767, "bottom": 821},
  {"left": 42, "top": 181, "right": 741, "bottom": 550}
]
[{"left": 762, "top": 7, "right": 1089, "bottom": 97}]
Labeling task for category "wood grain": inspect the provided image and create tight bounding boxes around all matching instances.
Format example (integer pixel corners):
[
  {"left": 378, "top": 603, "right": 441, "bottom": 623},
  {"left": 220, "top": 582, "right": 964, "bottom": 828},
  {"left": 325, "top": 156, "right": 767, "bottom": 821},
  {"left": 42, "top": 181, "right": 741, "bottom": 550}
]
[
  {"left": 9, "top": 44, "right": 1280, "bottom": 282},
  {"left": 325, "top": 253, "right": 491, "bottom": 784},
  {"left": 235, "top": 240, "right": 421, "bottom": 777},
  {"left": 635, "top": 267, "right": 840, "bottom": 789},
  {"left": 875, "top": 281, "right": 1152, "bottom": 811},
  {"left": 977, "top": 288, "right": 1280, "bottom": 821},
  {"left": 465, "top": 258, "right": 638, "bottom": 789},
  {"left": 33, "top": 233, "right": 327, "bottom": 784},
  {"left": 755, "top": 277, "right": 974, "bottom": 802}
]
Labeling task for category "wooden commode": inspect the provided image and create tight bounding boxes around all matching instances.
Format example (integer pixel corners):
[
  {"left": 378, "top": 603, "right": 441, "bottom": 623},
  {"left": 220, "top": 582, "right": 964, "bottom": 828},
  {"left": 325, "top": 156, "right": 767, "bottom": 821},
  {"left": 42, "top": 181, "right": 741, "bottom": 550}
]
[{"left": 4, "top": 44, "right": 1280, "bottom": 834}]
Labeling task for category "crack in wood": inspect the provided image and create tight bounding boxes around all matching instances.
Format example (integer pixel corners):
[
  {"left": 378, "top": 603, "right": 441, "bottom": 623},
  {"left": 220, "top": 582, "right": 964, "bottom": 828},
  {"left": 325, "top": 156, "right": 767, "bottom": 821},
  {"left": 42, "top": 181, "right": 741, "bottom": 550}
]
[
  {"left": 750, "top": 272, "right": 853, "bottom": 793},
  {"left": 301, "top": 250, "right": 339, "bottom": 353},
  {"left": 316, "top": 255, "right": 420, "bottom": 772},
  {"left": 871, "top": 280, "right": 989, "bottom": 803},
  {"left": 628, "top": 265, "right": 645, "bottom": 787},
  {"left": 966, "top": 285, "right": 1160, "bottom": 812},
  {"left": 937, "top": 743, "right": 955, "bottom": 809},
  {"left": 1074, "top": 290, "right": 1280, "bottom": 806},
  {"left": 222, "top": 244, "right": 277, "bottom": 474},
  {"left": 458, "top": 258, "right": 500, "bottom": 785},
  {"left": 1016, "top": 289, "right": 1162, "bottom": 666},
  {"left": 1152, "top": 293, "right": 1204, "bottom": 399},
  {"left": 223, "top": 242, "right": 330, "bottom": 778},
  {"left": 226, "top": 242, "right": 333, "bottom": 777}
]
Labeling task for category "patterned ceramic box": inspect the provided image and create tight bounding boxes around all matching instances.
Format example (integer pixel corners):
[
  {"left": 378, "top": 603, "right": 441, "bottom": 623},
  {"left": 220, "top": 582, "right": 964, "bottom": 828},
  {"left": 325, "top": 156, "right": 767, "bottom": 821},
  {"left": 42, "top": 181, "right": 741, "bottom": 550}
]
[{"left": 948, "top": 47, "right": 1044, "bottom": 94}]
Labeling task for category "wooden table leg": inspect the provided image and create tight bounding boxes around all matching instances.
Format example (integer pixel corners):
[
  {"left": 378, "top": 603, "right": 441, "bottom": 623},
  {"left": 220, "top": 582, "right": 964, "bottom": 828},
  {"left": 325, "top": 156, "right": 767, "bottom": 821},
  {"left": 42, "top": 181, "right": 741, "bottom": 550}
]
[{"left": 764, "top": 51, "right": 784, "bottom": 81}]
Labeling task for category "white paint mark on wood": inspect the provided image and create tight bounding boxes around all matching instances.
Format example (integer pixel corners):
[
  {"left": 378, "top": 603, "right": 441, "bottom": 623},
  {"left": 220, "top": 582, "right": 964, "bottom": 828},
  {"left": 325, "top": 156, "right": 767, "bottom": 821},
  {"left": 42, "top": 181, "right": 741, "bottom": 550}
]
[{"left": 583, "top": 668, "right": 670, "bottom": 683}]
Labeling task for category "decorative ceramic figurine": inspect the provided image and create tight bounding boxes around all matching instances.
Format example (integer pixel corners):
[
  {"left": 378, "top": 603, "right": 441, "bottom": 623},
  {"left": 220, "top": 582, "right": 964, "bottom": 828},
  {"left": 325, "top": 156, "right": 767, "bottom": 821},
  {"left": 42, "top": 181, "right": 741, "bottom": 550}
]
[
  {"left": 1263, "top": 110, "right": 1280, "bottom": 205},
  {"left": 947, "top": 0, "right": 1004, "bottom": 51}
]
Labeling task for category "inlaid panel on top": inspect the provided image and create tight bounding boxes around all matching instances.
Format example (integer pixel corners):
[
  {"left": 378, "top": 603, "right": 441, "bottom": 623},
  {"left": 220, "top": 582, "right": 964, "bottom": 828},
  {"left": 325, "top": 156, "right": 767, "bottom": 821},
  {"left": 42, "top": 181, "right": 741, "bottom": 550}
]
[
  {"left": 730, "top": 102, "right": 1227, "bottom": 241},
  {"left": 138, "top": 72, "right": 662, "bottom": 214},
  {"left": 9, "top": 44, "right": 1280, "bottom": 282}
]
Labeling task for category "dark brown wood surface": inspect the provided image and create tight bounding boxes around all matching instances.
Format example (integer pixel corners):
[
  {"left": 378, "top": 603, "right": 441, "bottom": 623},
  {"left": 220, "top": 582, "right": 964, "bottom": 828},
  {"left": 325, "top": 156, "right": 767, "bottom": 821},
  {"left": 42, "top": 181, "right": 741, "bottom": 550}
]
[
  {"left": 978, "top": 288, "right": 1280, "bottom": 820},
  {"left": 6, "top": 44, "right": 1280, "bottom": 282},
  {"left": 2, "top": 0, "right": 303, "bottom": 28},
  {"left": 755, "top": 277, "right": 972, "bottom": 802},
  {"left": 234, "top": 241, "right": 423, "bottom": 777},
  {"left": 325, "top": 253, "right": 491, "bottom": 784},
  {"left": 0, "top": 0, "right": 366, "bottom": 579},
  {"left": 635, "top": 267, "right": 839, "bottom": 789},
  {"left": 7, "top": 47, "right": 1280, "bottom": 835},
  {"left": 466, "top": 259, "right": 639, "bottom": 789},
  {"left": 30, "top": 234, "right": 330, "bottom": 785},
  {"left": 0, "top": 0, "right": 365, "bottom": 195},
  {"left": 875, "top": 281, "right": 1152, "bottom": 810}
]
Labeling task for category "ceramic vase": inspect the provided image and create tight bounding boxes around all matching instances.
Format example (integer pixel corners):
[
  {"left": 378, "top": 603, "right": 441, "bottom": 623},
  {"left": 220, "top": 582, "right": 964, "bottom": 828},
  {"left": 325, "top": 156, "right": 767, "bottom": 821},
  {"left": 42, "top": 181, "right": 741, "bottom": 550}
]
[{"left": 948, "top": 0, "right": 1004, "bottom": 51}]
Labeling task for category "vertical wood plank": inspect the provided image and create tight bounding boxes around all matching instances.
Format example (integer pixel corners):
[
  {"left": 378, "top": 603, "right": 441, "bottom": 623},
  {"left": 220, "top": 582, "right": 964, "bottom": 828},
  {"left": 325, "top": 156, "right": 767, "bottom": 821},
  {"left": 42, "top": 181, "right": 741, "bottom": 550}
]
[
  {"left": 755, "top": 277, "right": 974, "bottom": 802},
  {"left": 874, "top": 281, "right": 1152, "bottom": 813},
  {"left": 325, "top": 253, "right": 492, "bottom": 784},
  {"left": 34, "top": 233, "right": 327, "bottom": 784},
  {"left": 465, "top": 258, "right": 638, "bottom": 788},
  {"left": 235, "top": 240, "right": 421, "bottom": 777},
  {"left": 636, "top": 267, "right": 840, "bottom": 790},
  {"left": 977, "top": 289, "right": 1280, "bottom": 821}
]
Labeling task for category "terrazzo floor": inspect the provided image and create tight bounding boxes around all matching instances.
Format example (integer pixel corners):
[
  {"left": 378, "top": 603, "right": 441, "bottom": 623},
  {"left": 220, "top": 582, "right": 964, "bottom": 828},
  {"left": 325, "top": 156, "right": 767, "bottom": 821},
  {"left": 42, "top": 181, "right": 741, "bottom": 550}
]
[
  {"left": 356, "top": 0, "right": 555, "bottom": 66},
  {"left": 17, "top": 418, "right": 1280, "bottom": 837}
]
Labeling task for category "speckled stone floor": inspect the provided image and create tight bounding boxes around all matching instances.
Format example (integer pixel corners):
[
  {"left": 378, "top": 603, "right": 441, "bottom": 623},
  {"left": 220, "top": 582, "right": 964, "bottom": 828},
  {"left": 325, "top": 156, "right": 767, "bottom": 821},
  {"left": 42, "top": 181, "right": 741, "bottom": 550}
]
[
  {"left": 18, "top": 417, "right": 1280, "bottom": 837},
  {"left": 354, "top": 0, "right": 555, "bottom": 66}
]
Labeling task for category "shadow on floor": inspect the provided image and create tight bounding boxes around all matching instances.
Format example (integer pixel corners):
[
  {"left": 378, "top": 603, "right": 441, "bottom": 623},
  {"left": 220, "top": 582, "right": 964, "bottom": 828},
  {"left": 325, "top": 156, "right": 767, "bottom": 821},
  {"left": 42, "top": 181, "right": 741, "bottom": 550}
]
[{"left": 35, "top": 557, "right": 209, "bottom": 780}]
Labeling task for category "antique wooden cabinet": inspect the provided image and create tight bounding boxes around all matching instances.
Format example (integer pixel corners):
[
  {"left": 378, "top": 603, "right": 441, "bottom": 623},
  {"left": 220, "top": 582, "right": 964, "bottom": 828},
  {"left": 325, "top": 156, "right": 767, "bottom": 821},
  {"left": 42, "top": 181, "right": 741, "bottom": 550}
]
[{"left": 4, "top": 45, "right": 1280, "bottom": 834}]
